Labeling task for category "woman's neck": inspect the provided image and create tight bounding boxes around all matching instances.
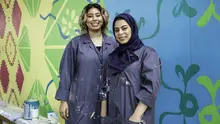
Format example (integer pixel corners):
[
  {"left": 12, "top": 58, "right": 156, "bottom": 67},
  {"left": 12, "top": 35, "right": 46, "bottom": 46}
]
[
  {"left": 88, "top": 30, "right": 102, "bottom": 38},
  {"left": 88, "top": 30, "right": 103, "bottom": 46}
]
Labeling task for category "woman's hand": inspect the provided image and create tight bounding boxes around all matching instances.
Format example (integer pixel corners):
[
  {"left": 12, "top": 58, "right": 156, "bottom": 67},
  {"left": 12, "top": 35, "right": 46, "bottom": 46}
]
[
  {"left": 59, "top": 101, "right": 69, "bottom": 120},
  {"left": 129, "top": 101, "right": 147, "bottom": 122},
  {"left": 129, "top": 114, "right": 141, "bottom": 123}
]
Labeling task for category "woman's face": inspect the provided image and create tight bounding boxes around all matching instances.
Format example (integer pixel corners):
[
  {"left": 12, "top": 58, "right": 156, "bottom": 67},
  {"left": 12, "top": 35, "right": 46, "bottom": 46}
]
[
  {"left": 86, "top": 8, "right": 103, "bottom": 32},
  {"left": 114, "top": 19, "right": 131, "bottom": 44}
]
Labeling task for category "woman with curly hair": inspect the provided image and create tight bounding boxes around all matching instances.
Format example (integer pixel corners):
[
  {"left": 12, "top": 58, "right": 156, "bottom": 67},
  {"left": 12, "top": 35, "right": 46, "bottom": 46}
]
[{"left": 55, "top": 3, "right": 117, "bottom": 124}]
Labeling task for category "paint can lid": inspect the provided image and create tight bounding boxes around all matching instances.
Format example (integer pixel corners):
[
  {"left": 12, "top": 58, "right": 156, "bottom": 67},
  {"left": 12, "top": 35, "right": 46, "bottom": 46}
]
[{"left": 24, "top": 99, "right": 40, "bottom": 106}]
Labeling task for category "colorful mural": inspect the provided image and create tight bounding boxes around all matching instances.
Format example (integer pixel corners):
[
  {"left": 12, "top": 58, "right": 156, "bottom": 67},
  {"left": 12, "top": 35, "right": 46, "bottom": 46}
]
[{"left": 0, "top": 0, "right": 219, "bottom": 124}]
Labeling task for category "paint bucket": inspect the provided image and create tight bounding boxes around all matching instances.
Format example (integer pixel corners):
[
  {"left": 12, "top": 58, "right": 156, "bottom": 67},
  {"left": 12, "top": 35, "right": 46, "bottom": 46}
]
[{"left": 23, "top": 99, "right": 40, "bottom": 120}]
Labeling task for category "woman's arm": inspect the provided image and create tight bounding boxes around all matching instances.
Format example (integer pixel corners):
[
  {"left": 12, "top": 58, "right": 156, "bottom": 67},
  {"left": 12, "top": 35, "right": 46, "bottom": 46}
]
[{"left": 130, "top": 48, "right": 161, "bottom": 122}]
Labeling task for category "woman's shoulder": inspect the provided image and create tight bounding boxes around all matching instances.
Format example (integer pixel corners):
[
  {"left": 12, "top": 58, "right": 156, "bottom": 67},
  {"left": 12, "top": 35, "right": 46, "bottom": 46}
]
[
  {"left": 70, "top": 34, "right": 83, "bottom": 43},
  {"left": 141, "top": 45, "right": 157, "bottom": 53},
  {"left": 68, "top": 34, "right": 87, "bottom": 46},
  {"left": 104, "top": 35, "right": 118, "bottom": 47},
  {"left": 135, "top": 45, "right": 159, "bottom": 60}
]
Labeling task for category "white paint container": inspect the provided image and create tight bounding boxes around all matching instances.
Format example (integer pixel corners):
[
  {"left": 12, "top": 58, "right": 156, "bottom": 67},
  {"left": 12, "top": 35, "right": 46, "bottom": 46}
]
[{"left": 23, "top": 99, "right": 40, "bottom": 120}]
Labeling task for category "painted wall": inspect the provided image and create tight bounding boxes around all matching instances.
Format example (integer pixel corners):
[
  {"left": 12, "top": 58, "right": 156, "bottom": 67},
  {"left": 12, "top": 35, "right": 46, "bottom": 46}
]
[{"left": 0, "top": 0, "right": 219, "bottom": 124}]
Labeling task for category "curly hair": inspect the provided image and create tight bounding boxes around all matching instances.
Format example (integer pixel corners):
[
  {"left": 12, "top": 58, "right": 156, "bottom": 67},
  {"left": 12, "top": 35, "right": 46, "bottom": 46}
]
[{"left": 78, "top": 3, "right": 109, "bottom": 34}]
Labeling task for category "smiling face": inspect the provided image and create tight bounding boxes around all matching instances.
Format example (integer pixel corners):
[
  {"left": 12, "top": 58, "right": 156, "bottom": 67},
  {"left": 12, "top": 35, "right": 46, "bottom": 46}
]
[
  {"left": 114, "top": 19, "right": 131, "bottom": 44},
  {"left": 85, "top": 8, "right": 103, "bottom": 32}
]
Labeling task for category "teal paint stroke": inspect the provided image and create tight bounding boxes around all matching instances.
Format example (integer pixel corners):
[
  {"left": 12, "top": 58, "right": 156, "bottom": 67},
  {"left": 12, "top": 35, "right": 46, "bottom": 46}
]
[
  {"left": 141, "top": 0, "right": 163, "bottom": 40},
  {"left": 172, "top": 0, "right": 197, "bottom": 18},
  {"left": 110, "top": 0, "right": 163, "bottom": 40},
  {"left": 159, "top": 64, "right": 200, "bottom": 124}
]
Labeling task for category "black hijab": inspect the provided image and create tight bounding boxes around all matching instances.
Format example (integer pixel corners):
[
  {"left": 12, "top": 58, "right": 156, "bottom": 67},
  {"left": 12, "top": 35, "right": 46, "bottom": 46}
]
[{"left": 108, "top": 13, "right": 144, "bottom": 75}]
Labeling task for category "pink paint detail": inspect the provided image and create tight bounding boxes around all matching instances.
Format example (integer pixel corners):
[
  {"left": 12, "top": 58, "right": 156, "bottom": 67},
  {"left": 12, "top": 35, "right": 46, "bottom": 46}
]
[
  {"left": 0, "top": 4, "right": 6, "bottom": 38},
  {"left": 12, "top": 0, "right": 22, "bottom": 36},
  {"left": 16, "top": 63, "right": 24, "bottom": 94},
  {"left": 0, "top": 60, "right": 9, "bottom": 93}
]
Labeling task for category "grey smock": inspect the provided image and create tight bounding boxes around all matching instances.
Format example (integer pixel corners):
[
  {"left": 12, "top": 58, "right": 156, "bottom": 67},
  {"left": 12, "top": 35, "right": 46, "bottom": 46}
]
[
  {"left": 106, "top": 46, "right": 161, "bottom": 124},
  {"left": 55, "top": 33, "right": 117, "bottom": 124}
]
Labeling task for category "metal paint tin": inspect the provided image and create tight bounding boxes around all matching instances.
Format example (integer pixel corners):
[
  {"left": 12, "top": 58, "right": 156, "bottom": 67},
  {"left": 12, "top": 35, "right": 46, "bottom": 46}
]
[{"left": 23, "top": 99, "right": 40, "bottom": 120}]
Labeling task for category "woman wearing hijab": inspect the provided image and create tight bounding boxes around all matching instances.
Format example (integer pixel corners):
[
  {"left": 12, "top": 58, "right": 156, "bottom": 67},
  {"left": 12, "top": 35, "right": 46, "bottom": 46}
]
[{"left": 100, "top": 13, "right": 161, "bottom": 124}]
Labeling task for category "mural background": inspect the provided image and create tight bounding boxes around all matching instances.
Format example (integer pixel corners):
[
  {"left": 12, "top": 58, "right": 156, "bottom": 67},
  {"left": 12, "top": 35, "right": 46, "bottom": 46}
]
[{"left": 0, "top": 0, "right": 219, "bottom": 123}]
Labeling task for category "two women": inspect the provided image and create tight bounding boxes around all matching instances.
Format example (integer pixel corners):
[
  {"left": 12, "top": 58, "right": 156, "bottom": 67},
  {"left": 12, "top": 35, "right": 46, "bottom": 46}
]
[{"left": 56, "top": 3, "right": 161, "bottom": 123}]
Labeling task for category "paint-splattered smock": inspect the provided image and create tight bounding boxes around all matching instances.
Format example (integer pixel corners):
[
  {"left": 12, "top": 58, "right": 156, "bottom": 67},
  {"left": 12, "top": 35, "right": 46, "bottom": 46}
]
[
  {"left": 55, "top": 33, "right": 117, "bottom": 124},
  {"left": 106, "top": 46, "right": 161, "bottom": 124}
]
